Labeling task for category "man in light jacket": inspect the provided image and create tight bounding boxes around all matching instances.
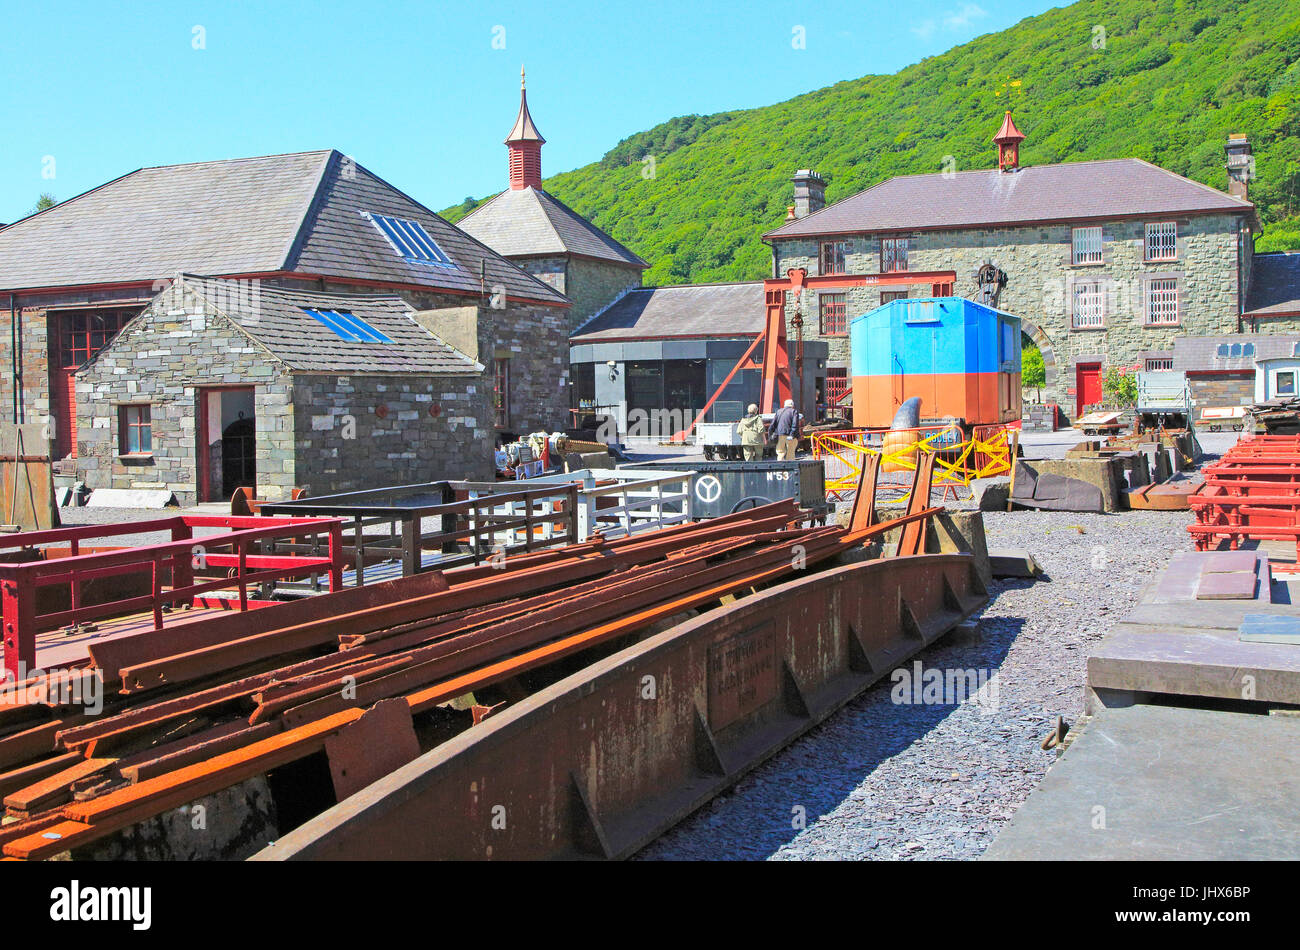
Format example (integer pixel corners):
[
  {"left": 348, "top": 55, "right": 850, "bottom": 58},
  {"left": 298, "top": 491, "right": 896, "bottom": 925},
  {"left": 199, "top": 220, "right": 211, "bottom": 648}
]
[
  {"left": 769, "top": 399, "right": 802, "bottom": 461},
  {"left": 737, "top": 403, "right": 765, "bottom": 461}
]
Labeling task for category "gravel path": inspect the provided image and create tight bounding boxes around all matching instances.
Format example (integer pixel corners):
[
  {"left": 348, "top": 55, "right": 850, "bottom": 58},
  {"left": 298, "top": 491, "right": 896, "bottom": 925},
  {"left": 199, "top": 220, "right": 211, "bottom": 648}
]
[{"left": 638, "top": 503, "right": 1195, "bottom": 861}]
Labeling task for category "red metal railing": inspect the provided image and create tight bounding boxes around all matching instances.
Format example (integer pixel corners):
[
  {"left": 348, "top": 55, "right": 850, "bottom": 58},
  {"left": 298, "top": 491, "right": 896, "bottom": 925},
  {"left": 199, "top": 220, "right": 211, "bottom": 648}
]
[{"left": 0, "top": 515, "right": 344, "bottom": 680}]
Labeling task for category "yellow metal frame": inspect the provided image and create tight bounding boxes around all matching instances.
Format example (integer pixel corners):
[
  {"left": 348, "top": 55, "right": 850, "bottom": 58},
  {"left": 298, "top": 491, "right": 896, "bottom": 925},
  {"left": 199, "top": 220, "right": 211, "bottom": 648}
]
[{"left": 813, "top": 424, "right": 1015, "bottom": 501}]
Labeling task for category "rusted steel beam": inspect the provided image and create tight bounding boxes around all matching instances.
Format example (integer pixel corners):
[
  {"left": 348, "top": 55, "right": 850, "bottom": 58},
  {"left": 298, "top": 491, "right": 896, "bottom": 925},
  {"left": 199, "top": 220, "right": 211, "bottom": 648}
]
[
  {"left": 3, "top": 709, "right": 363, "bottom": 860},
  {"left": 254, "top": 553, "right": 985, "bottom": 861}
]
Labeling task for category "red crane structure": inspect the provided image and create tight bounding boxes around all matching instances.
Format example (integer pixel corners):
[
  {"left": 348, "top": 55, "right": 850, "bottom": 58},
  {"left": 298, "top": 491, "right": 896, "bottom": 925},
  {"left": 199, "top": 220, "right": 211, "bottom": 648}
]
[{"left": 673, "top": 267, "right": 958, "bottom": 440}]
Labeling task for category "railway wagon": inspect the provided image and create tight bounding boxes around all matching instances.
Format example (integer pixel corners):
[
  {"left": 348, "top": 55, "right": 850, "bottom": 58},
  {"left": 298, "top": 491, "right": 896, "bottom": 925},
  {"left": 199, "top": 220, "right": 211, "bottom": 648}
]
[{"left": 850, "top": 296, "right": 1022, "bottom": 429}]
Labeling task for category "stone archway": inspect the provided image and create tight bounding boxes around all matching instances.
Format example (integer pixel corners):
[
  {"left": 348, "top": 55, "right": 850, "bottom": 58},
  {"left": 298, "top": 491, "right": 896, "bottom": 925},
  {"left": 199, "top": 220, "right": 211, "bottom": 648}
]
[{"left": 1019, "top": 317, "right": 1058, "bottom": 390}]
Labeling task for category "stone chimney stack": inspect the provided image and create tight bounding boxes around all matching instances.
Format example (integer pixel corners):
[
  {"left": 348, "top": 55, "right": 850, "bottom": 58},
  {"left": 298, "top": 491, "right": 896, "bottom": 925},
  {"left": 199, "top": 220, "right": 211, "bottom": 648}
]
[
  {"left": 1225, "top": 133, "right": 1253, "bottom": 200},
  {"left": 792, "top": 170, "right": 826, "bottom": 219}
]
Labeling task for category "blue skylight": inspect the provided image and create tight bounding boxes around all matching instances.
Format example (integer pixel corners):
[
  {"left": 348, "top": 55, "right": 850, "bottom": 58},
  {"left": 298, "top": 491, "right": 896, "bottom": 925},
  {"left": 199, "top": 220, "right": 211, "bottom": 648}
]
[
  {"left": 302, "top": 308, "right": 394, "bottom": 344},
  {"left": 365, "top": 213, "right": 454, "bottom": 266}
]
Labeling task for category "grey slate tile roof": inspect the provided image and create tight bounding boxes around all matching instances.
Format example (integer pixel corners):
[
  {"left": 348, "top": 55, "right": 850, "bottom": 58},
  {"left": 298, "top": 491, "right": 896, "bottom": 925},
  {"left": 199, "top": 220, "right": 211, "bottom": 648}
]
[
  {"left": 178, "top": 274, "right": 483, "bottom": 376},
  {"left": 1245, "top": 253, "right": 1300, "bottom": 317},
  {"left": 0, "top": 150, "right": 568, "bottom": 307},
  {"left": 764, "top": 158, "right": 1255, "bottom": 239},
  {"left": 1172, "top": 332, "right": 1300, "bottom": 373},
  {"left": 571, "top": 282, "right": 765, "bottom": 341},
  {"left": 458, "top": 187, "right": 647, "bottom": 268}
]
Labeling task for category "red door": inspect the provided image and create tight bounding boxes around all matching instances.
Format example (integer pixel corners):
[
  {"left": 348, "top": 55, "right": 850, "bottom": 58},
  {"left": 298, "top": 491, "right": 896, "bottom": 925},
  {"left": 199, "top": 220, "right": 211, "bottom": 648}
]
[
  {"left": 53, "top": 370, "right": 77, "bottom": 459},
  {"left": 1076, "top": 363, "right": 1102, "bottom": 417}
]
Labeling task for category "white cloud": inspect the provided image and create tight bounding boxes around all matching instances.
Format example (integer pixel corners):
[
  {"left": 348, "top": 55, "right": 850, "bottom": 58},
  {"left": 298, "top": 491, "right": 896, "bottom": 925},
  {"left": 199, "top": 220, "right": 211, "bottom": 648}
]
[
  {"left": 943, "top": 2, "right": 988, "bottom": 30},
  {"left": 911, "top": 19, "right": 937, "bottom": 40}
]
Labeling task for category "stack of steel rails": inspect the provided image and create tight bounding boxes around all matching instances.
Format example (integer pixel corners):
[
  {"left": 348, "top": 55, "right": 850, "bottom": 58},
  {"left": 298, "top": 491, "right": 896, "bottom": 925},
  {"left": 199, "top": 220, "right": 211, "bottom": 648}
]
[{"left": 0, "top": 468, "right": 948, "bottom": 860}]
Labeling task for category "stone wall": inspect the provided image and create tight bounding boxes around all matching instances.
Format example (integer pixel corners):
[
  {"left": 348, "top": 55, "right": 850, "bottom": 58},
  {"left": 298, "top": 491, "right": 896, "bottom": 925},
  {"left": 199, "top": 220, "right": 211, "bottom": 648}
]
[
  {"left": 75, "top": 279, "right": 295, "bottom": 506},
  {"left": 292, "top": 372, "right": 493, "bottom": 493},
  {"left": 0, "top": 286, "right": 151, "bottom": 447},
  {"left": 1187, "top": 371, "right": 1253, "bottom": 408},
  {"left": 564, "top": 258, "right": 643, "bottom": 333},
  {"left": 773, "top": 212, "right": 1252, "bottom": 416}
]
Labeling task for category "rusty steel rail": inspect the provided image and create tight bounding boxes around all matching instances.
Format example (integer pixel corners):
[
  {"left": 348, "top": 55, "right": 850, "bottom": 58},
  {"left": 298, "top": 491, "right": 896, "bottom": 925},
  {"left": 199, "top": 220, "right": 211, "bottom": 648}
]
[
  {"left": 0, "top": 461, "right": 948, "bottom": 860},
  {"left": 254, "top": 552, "right": 986, "bottom": 861}
]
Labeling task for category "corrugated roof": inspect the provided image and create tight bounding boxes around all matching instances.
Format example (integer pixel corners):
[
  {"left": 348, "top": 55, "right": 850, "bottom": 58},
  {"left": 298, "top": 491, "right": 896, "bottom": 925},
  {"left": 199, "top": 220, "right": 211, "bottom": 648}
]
[
  {"left": 764, "top": 158, "right": 1255, "bottom": 239},
  {"left": 458, "top": 187, "right": 647, "bottom": 268},
  {"left": 1245, "top": 253, "right": 1300, "bottom": 317},
  {"left": 571, "top": 282, "right": 765, "bottom": 341},
  {"left": 0, "top": 150, "right": 568, "bottom": 306},
  {"left": 174, "top": 275, "right": 483, "bottom": 376}
]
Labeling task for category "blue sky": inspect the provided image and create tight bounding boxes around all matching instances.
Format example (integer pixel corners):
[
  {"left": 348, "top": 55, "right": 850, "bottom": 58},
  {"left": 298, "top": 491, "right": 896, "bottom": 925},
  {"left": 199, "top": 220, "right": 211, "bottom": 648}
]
[{"left": 0, "top": 0, "right": 1059, "bottom": 224}]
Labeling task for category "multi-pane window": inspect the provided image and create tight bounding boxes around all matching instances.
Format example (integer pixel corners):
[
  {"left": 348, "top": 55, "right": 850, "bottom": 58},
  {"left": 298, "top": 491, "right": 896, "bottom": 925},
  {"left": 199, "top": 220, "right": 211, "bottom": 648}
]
[
  {"left": 825, "top": 368, "right": 849, "bottom": 406},
  {"left": 1147, "top": 278, "right": 1179, "bottom": 325},
  {"left": 1145, "top": 357, "right": 1174, "bottom": 372},
  {"left": 881, "top": 238, "right": 909, "bottom": 273},
  {"left": 119, "top": 405, "right": 152, "bottom": 455},
  {"left": 880, "top": 290, "right": 908, "bottom": 305},
  {"left": 819, "top": 293, "right": 847, "bottom": 336},
  {"left": 1072, "top": 283, "right": 1104, "bottom": 328},
  {"left": 1144, "top": 222, "right": 1177, "bottom": 262},
  {"left": 364, "top": 212, "right": 455, "bottom": 267},
  {"left": 493, "top": 358, "right": 510, "bottom": 429},
  {"left": 302, "top": 308, "right": 394, "bottom": 344},
  {"left": 58, "top": 310, "right": 133, "bottom": 369},
  {"left": 819, "top": 241, "right": 846, "bottom": 276},
  {"left": 1072, "top": 226, "right": 1103, "bottom": 265}
]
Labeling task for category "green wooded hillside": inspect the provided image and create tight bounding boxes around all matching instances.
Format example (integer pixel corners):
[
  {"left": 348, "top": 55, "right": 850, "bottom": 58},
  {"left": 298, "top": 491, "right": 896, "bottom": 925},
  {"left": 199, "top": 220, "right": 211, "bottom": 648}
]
[{"left": 445, "top": 0, "right": 1300, "bottom": 285}]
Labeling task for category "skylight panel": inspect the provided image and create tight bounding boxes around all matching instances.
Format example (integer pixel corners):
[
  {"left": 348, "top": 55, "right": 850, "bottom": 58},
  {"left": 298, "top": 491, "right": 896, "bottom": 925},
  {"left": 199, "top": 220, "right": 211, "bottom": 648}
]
[
  {"left": 365, "top": 212, "right": 455, "bottom": 266},
  {"left": 303, "top": 307, "right": 394, "bottom": 344}
]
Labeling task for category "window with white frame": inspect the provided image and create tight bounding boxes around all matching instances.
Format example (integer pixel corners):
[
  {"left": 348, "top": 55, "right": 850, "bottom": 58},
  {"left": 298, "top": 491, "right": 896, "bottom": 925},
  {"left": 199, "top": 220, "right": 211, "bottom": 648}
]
[
  {"left": 1145, "top": 357, "right": 1174, "bottom": 372},
  {"left": 1072, "top": 282, "right": 1104, "bottom": 328},
  {"left": 1144, "top": 222, "right": 1177, "bottom": 261},
  {"left": 1072, "top": 226, "right": 1103, "bottom": 265},
  {"left": 819, "top": 241, "right": 846, "bottom": 276},
  {"left": 1146, "top": 278, "right": 1179, "bottom": 325},
  {"left": 881, "top": 237, "right": 909, "bottom": 273}
]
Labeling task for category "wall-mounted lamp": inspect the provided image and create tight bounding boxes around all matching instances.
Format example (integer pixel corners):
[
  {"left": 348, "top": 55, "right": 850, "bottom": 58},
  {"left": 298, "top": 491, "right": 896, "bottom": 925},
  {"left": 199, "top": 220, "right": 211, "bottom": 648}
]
[{"left": 606, "top": 359, "right": 618, "bottom": 381}]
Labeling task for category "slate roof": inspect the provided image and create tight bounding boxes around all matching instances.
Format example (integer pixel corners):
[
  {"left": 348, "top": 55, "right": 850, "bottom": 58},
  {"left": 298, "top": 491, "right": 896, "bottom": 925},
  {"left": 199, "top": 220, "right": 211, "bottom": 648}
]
[
  {"left": 764, "top": 159, "right": 1256, "bottom": 239},
  {"left": 571, "top": 282, "right": 765, "bottom": 341},
  {"left": 458, "top": 187, "right": 647, "bottom": 268},
  {"left": 1245, "top": 253, "right": 1300, "bottom": 317},
  {"left": 174, "top": 274, "right": 483, "bottom": 376},
  {"left": 1172, "top": 333, "right": 1300, "bottom": 373},
  {"left": 0, "top": 150, "right": 568, "bottom": 306}
]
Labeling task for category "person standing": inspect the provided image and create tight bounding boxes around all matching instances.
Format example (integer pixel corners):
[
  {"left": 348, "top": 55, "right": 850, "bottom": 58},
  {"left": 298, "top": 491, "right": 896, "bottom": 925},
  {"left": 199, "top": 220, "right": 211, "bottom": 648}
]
[
  {"left": 737, "top": 403, "right": 765, "bottom": 461},
  {"left": 769, "top": 399, "right": 802, "bottom": 461}
]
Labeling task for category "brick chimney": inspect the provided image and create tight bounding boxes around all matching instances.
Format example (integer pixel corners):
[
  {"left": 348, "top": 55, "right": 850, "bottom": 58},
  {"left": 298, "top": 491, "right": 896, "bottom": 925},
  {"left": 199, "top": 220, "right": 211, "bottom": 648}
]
[
  {"left": 792, "top": 170, "right": 826, "bottom": 218},
  {"left": 1225, "top": 133, "right": 1253, "bottom": 200}
]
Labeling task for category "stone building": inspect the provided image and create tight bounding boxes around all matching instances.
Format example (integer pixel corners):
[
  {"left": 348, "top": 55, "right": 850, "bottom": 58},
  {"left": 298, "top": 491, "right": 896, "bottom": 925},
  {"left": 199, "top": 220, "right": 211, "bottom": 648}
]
[
  {"left": 0, "top": 148, "right": 573, "bottom": 500},
  {"left": 458, "top": 70, "right": 648, "bottom": 335},
  {"left": 763, "top": 116, "right": 1285, "bottom": 418},
  {"left": 80, "top": 276, "right": 488, "bottom": 505}
]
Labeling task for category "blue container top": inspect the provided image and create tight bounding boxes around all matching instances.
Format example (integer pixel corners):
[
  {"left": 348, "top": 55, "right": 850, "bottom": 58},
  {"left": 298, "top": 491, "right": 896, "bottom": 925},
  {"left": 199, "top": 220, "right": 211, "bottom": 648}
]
[{"left": 849, "top": 296, "right": 1021, "bottom": 377}]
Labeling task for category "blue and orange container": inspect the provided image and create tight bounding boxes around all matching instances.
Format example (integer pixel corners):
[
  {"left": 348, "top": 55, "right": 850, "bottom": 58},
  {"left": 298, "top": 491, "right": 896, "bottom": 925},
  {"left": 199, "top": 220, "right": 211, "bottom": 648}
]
[{"left": 849, "top": 297, "right": 1022, "bottom": 429}]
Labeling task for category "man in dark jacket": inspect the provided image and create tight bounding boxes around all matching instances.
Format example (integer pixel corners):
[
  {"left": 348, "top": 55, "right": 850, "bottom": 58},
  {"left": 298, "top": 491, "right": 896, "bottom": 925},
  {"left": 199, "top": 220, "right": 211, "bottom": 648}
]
[{"left": 769, "top": 399, "right": 802, "bottom": 460}]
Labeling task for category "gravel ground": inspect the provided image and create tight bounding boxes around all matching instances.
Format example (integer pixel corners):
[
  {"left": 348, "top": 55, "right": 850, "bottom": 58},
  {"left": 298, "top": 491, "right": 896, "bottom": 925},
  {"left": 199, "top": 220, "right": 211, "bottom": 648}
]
[{"left": 638, "top": 430, "right": 1240, "bottom": 861}]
